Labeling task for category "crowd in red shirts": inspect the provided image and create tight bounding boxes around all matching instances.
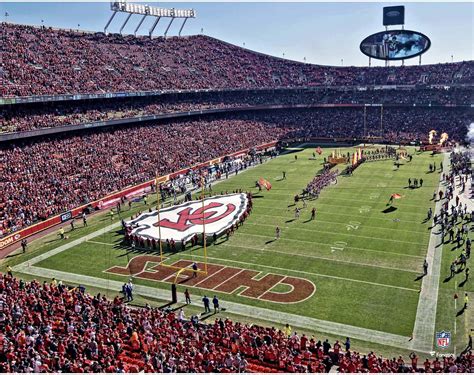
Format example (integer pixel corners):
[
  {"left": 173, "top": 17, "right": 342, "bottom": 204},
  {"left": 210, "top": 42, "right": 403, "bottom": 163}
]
[
  {"left": 255, "top": 106, "right": 471, "bottom": 142},
  {"left": 0, "top": 273, "right": 472, "bottom": 373},
  {"left": 0, "top": 118, "right": 289, "bottom": 237},
  {"left": 2, "top": 22, "right": 473, "bottom": 97},
  {"left": 1, "top": 86, "right": 472, "bottom": 134}
]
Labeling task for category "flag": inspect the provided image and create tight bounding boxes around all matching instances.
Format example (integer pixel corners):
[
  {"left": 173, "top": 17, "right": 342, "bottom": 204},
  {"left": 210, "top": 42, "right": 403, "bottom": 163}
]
[
  {"left": 258, "top": 177, "right": 272, "bottom": 191},
  {"left": 387, "top": 193, "right": 402, "bottom": 206},
  {"left": 316, "top": 147, "right": 322, "bottom": 155}
]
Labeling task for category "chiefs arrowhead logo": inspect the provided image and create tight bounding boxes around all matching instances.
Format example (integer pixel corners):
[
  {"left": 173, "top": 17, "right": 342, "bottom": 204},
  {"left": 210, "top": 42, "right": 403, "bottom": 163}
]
[{"left": 126, "top": 193, "right": 248, "bottom": 242}]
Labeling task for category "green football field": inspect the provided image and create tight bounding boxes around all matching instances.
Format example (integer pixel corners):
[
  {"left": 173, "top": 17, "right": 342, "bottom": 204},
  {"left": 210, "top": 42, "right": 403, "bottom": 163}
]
[{"left": 5, "top": 145, "right": 472, "bottom": 355}]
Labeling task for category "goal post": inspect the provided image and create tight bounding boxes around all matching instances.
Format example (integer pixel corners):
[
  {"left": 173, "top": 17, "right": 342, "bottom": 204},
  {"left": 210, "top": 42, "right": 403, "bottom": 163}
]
[{"left": 155, "top": 174, "right": 208, "bottom": 285}]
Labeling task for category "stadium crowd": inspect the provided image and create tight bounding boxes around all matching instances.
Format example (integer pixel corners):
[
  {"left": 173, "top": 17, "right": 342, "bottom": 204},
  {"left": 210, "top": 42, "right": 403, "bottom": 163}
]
[
  {"left": 0, "top": 273, "right": 472, "bottom": 373},
  {"left": 0, "top": 118, "right": 288, "bottom": 237},
  {"left": 1, "top": 87, "right": 472, "bottom": 134},
  {"left": 2, "top": 23, "right": 473, "bottom": 97},
  {"left": 259, "top": 107, "right": 471, "bottom": 142},
  {"left": 1, "top": 107, "right": 472, "bottom": 237}
]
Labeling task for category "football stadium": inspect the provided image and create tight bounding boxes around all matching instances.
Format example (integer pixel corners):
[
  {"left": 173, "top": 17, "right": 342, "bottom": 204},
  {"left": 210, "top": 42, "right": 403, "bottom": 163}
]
[{"left": 0, "top": 2, "right": 473, "bottom": 373}]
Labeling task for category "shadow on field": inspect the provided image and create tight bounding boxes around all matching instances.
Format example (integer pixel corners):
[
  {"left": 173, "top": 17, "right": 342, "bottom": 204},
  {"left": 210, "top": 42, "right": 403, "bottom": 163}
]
[
  {"left": 382, "top": 206, "right": 398, "bottom": 214},
  {"left": 158, "top": 301, "right": 174, "bottom": 309},
  {"left": 414, "top": 274, "right": 426, "bottom": 281},
  {"left": 282, "top": 149, "right": 303, "bottom": 156},
  {"left": 459, "top": 278, "right": 468, "bottom": 288},
  {"left": 199, "top": 310, "right": 219, "bottom": 321},
  {"left": 265, "top": 239, "right": 276, "bottom": 245},
  {"left": 443, "top": 275, "right": 453, "bottom": 283},
  {"left": 456, "top": 306, "right": 467, "bottom": 317},
  {"left": 170, "top": 303, "right": 187, "bottom": 311},
  {"left": 5, "top": 253, "right": 22, "bottom": 259}
]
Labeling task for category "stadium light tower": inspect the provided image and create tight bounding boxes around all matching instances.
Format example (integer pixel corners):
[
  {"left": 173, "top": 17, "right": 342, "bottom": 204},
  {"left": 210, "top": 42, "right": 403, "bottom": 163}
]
[{"left": 104, "top": 1, "right": 196, "bottom": 38}]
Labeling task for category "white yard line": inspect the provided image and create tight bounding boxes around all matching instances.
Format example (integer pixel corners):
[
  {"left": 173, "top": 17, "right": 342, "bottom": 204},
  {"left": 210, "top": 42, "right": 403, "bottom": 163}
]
[
  {"left": 234, "top": 227, "right": 425, "bottom": 259},
  {"left": 260, "top": 218, "right": 428, "bottom": 235},
  {"left": 179, "top": 254, "right": 418, "bottom": 292},
  {"left": 234, "top": 230, "right": 425, "bottom": 247},
  {"left": 255, "top": 209, "right": 426, "bottom": 225},
  {"left": 259, "top": 201, "right": 427, "bottom": 218},
  {"left": 87, "top": 240, "right": 115, "bottom": 246},
  {"left": 264, "top": 193, "right": 429, "bottom": 209},
  {"left": 243, "top": 221, "right": 429, "bottom": 245},
  {"left": 219, "top": 242, "right": 420, "bottom": 274}
]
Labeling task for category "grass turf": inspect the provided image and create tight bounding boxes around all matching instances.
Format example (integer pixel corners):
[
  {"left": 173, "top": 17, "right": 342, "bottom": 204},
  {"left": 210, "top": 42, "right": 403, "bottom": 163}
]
[{"left": 26, "top": 145, "right": 447, "bottom": 337}]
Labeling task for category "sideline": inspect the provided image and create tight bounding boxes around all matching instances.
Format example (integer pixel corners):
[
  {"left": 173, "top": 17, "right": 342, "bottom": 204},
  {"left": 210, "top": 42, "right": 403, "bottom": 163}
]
[{"left": 410, "top": 152, "right": 450, "bottom": 352}]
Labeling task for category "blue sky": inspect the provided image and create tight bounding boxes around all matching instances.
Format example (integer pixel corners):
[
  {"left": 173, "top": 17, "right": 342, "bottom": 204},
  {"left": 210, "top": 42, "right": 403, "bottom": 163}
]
[{"left": 1, "top": 2, "right": 472, "bottom": 66}]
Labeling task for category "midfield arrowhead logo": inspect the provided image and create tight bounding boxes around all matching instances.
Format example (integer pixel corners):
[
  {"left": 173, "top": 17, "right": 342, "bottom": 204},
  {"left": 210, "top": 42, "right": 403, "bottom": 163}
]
[
  {"left": 156, "top": 202, "right": 237, "bottom": 232},
  {"left": 126, "top": 193, "right": 248, "bottom": 242}
]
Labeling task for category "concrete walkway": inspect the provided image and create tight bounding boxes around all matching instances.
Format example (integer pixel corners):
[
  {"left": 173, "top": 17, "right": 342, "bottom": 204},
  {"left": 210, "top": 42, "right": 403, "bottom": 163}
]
[{"left": 410, "top": 152, "right": 450, "bottom": 352}]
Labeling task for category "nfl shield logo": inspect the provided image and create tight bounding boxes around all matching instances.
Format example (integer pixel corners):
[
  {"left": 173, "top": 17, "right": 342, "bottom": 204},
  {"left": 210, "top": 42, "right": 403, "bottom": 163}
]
[{"left": 436, "top": 331, "right": 451, "bottom": 348}]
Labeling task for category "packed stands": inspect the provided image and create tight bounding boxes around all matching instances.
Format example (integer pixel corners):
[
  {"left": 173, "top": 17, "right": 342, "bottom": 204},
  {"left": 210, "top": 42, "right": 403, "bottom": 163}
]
[
  {"left": 1, "top": 87, "right": 472, "bottom": 134},
  {"left": 2, "top": 23, "right": 473, "bottom": 97},
  {"left": 0, "top": 118, "right": 289, "bottom": 237},
  {"left": 257, "top": 107, "right": 471, "bottom": 141},
  {"left": 0, "top": 274, "right": 472, "bottom": 372}
]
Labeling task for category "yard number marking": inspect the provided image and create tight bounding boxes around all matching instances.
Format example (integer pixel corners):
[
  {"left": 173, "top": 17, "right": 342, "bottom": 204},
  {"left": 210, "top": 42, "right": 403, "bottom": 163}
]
[
  {"left": 331, "top": 241, "right": 347, "bottom": 253},
  {"left": 346, "top": 221, "right": 361, "bottom": 231}
]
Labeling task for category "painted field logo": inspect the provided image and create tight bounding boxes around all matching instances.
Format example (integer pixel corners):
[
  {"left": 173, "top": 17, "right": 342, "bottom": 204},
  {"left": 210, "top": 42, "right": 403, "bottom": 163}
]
[
  {"left": 436, "top": 331, "right": 451, "bottom": 348},
  {"left": 126, "top": 193, "right": 248, "bottom": 242},
  {"left": 106, "top": 256, "right": 316, "bottom": 304}
]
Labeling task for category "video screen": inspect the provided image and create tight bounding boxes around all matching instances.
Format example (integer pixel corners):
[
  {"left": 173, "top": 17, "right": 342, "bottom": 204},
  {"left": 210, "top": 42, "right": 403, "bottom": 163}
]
[{"left": 360, "top": 30, "right": 431, "bottom": 60}]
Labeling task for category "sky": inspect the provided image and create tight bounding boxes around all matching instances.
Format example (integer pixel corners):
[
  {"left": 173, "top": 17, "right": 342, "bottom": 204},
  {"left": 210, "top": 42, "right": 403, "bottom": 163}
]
[{"left": 1, "top": 2, "right": 473, "bottom": 67}]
